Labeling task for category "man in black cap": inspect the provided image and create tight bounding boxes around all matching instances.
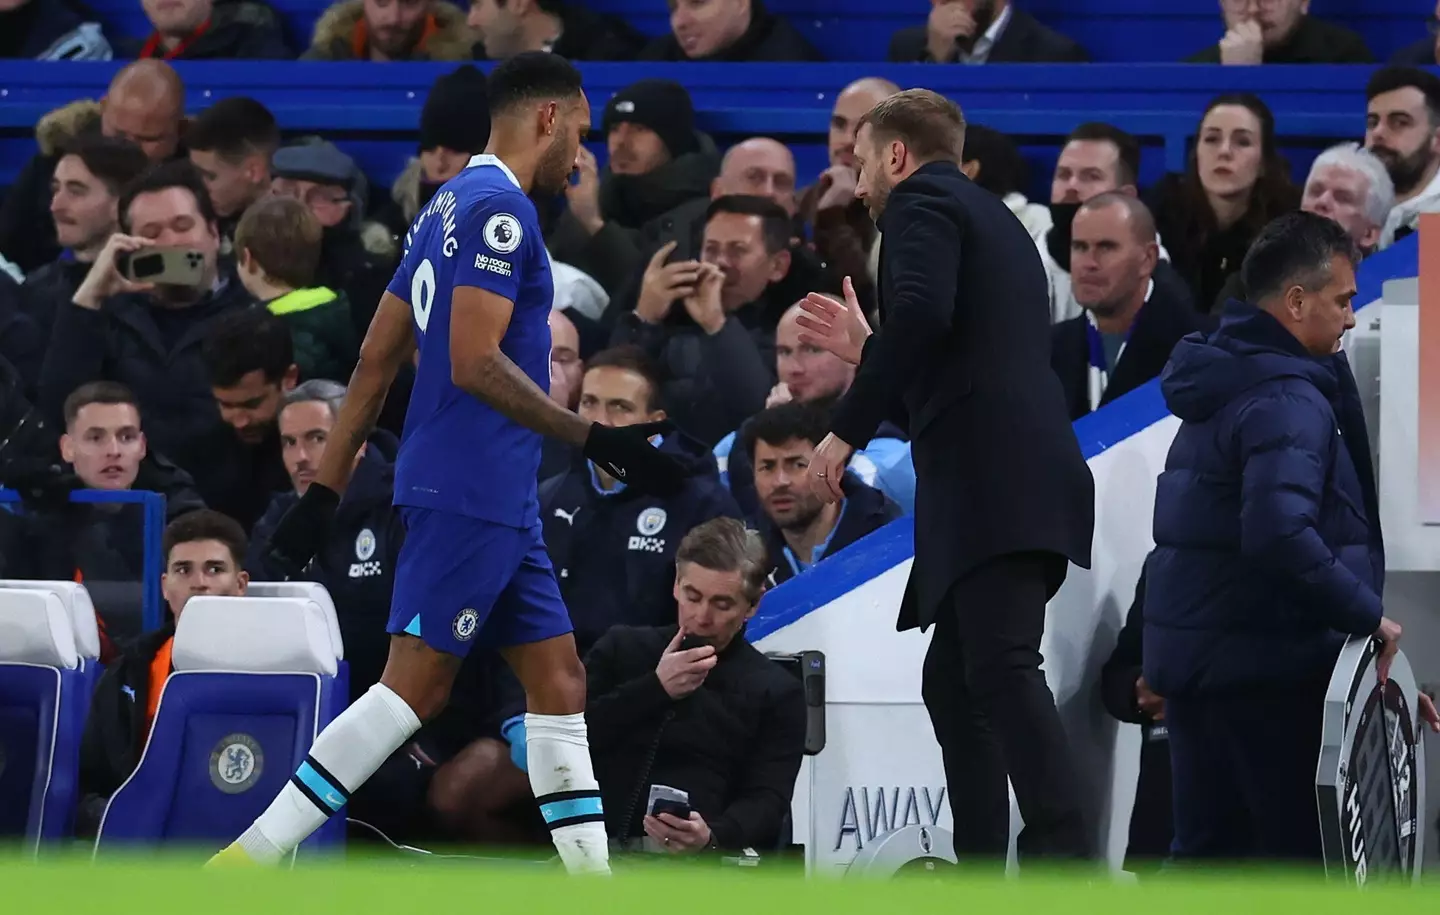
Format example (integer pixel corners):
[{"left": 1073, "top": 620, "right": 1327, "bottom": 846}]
[
  {"left": 378, "top": 64, "right": 491, "bottom": 241},
  {"left": 271, "top": 140, "right": 396, "bottom": 341},
  {"left": 547, "top": 78, "right": 720, "bottom": 297}
]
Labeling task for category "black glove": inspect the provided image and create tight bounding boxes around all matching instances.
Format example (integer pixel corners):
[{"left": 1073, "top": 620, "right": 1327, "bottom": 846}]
[
  {"left": 582, "top": 420, "right": 686, "bottom": 496},
  {"left": 0, "top": 457, "right": 79, "bottom": 512},
  {"left": 266, "top": 483, "right": 340, "bottom": 577}
]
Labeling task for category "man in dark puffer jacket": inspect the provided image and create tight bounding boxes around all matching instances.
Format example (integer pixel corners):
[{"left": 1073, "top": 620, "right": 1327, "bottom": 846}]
[{"left": 1145, "top": 211, "right": 1436, "bottom": 866}]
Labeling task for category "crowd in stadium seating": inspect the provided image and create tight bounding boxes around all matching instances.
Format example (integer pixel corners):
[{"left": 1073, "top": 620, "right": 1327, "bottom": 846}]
[
  {"left": 6, "top": 0, "right": 1440, "bottom": 66},
  {"left": 1, "top": 0, "right": 1439, "bottom": 865}
]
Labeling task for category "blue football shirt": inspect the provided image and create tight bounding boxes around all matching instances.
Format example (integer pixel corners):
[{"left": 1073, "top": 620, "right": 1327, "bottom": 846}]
[{"left": 386, "top": 154, "right": 554, "bottom": 528}]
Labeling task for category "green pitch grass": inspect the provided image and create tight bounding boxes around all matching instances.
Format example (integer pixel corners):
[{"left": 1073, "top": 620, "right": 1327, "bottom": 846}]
[{"left": 5, "top": 852, "right": 1440, "bottom": 915}]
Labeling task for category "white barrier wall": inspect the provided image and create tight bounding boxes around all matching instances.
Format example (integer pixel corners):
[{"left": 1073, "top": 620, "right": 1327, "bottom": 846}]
[
  {"left": 751, "top": 237, "right": 1417, "bottom": 875},
  {"left": 755, "top": 405, "right": 1180, "bottom": 873}
]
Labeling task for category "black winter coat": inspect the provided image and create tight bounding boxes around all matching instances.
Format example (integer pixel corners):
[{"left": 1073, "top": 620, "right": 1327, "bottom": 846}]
[
  {"left": 36, "top": 279, "right": 262, "bottom": 520},
  {"left": 585, "top": 624, "right": 806, "bottom": 850}
]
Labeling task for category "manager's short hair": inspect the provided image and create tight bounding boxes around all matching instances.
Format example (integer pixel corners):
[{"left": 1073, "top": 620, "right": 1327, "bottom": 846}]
[
  {"left": 857, "top": 88, "right": 966, "bottom": 165},
  {"left": 1240, "top": 211, "right": 1361, "bottom": 304},
  {"left": 1305, "top": 142, "right": 1395, "bottom": 230},
  {"left": 676, "top": 517, "right": 769, "bottom": 605}
]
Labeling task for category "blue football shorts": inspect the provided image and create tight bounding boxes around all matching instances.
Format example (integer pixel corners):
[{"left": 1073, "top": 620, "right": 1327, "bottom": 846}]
[{"left": 387, "top": 506, "right": 573, "bottom": 657}]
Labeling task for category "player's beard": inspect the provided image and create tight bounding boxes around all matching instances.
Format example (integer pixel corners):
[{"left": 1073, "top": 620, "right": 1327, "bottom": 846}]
[{"left": 533, "top": 134, "right": 574, "bottom": 198}]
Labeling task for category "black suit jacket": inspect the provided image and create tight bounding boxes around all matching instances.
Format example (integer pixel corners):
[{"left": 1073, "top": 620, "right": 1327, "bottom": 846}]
[
  {"left": 830, "top": 162, "right": 1094, "bottom": 631},
  {"left": 1050, "top": 263, "right": 1211, "bottom": 421},
  {"left": 887, "top": 9, "right": 1087, "bottom": 63}
]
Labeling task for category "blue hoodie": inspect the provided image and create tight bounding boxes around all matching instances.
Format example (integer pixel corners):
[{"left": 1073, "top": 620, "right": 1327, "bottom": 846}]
[{"left": 1143, "top": 300, "right": 1384, "bottom": 698}]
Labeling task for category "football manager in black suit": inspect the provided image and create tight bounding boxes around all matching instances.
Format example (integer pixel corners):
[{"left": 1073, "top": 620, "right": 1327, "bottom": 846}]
[{"left": 796, "top": 89, "right": 1096, "bottom": 864}]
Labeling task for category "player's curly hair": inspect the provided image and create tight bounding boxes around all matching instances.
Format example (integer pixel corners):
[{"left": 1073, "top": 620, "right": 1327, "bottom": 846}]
[{"left": 487, "top": 51, "right": 583, "bottom": 116}]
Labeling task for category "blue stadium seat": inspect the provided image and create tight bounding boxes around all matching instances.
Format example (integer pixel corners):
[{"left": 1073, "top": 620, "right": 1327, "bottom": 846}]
[
  {"left": 94, "top": 595, "right": 344, "bottom": 860},
  {"left": 0, "top": 580, "right": 104, "bottom": 695},
  {"left": 0, "top": 588, "right": 87, "bottom": 852},
  {"left": 244, "top": 581, "right": 349, "bottom": 716}
]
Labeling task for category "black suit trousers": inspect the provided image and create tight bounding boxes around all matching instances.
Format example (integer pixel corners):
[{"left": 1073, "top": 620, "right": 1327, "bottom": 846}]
[{"left": 921, "top": 551, "right": 1090, "bottom": 864}]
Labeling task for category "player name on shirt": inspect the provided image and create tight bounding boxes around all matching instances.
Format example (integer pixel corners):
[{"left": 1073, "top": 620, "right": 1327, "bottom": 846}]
[{"left": 407, "top": 189, "right": 460, "bottom": 258}]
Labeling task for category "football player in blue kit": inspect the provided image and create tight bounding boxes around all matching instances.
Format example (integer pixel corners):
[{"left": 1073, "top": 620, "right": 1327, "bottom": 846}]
[{"left": 209, "top": 53, "right": 685, "bottom": 874}]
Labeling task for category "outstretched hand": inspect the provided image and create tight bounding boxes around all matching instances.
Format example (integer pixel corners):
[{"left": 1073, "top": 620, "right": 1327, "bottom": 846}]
[
  {"left": 583, "top": 420, "right": 687, "bottom": 496},
  {"left": 266, "top": 483, "right": 340, "bottom": 577},
  {"left": 796, "top": 276, "right": 872, "bottom": 366}
]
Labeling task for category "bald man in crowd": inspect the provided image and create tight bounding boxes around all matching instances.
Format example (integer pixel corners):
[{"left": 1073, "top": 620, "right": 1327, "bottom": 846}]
[
  {"left": 799, "top": 77, "right": 902, "bottom": 314},
  {"left": 99, "top": 60, "right": 186, "bottom": 163},
  {"left": 640, "top": 136, "right": 800, "bottom": 259},
  {"left": 0, "top": 60, "right": 187, "bottom": 272},
  {"left": 1050, "top": 193, "right": 1207, "bottom": 421}
]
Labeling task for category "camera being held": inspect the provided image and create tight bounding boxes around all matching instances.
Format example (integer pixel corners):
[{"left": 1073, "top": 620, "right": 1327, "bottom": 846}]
[{"left": 73, "top": 235, "right": 209, "bottom": 310}]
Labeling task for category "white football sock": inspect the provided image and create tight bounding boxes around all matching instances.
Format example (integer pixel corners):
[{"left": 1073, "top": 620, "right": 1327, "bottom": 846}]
[
  {"left": 235, "top": 683, "right": 421, "bottom": 864},
  {"left": 527, "top": 712, "right": 612, "bottom": 875}
]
